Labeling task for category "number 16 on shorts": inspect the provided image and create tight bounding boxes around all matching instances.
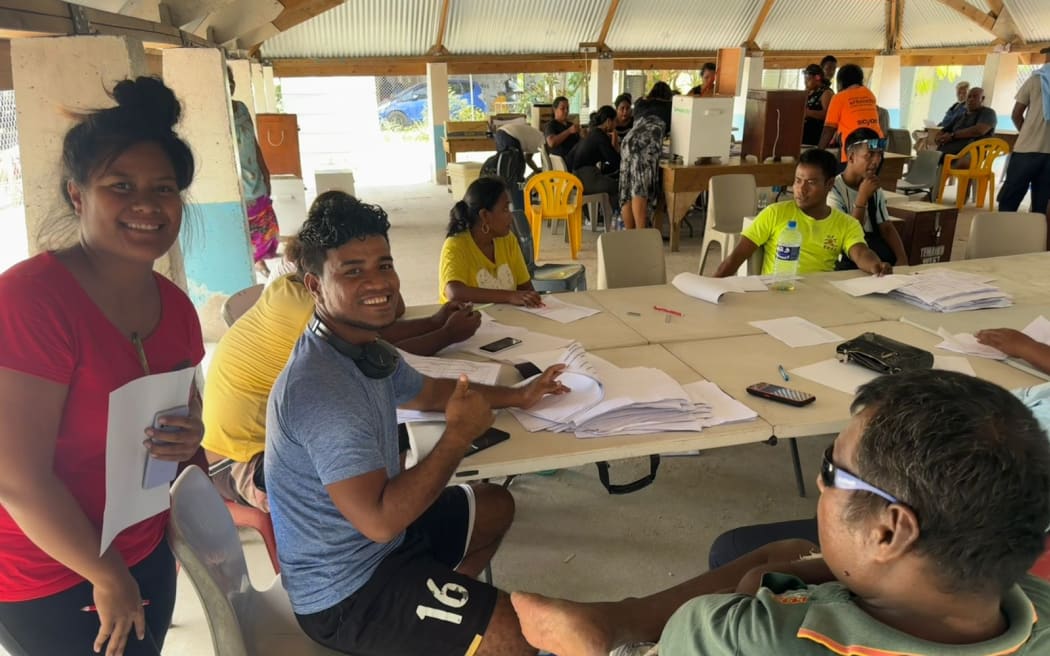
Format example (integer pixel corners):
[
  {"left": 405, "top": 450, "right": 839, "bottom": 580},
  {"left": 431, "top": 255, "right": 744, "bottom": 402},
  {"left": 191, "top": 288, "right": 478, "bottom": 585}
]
[{"left": 416, "top": 578, "right": 469, "bottom": 625}]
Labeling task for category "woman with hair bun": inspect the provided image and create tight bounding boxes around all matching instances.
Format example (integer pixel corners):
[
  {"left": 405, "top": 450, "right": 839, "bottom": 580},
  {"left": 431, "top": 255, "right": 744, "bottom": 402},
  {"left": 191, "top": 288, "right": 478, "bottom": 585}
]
[
  {"left": 439, "top": 176, "right": 541, "bottom": 307},
  {"left": 0, "top": 77, "right": 204, "bottom": 655}
]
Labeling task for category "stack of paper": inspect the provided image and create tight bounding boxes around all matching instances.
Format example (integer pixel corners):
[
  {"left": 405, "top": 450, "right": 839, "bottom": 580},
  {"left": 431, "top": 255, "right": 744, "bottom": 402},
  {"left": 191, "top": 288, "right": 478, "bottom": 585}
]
[
  {"left": 396, "top": 352, "right": 504, "bottom": 424},
  {"left": 671, "top": 272, "right": 768, "bottom": 304},
  {"left": 888, "top": 271, "right": 1013, "bottom": 312}
]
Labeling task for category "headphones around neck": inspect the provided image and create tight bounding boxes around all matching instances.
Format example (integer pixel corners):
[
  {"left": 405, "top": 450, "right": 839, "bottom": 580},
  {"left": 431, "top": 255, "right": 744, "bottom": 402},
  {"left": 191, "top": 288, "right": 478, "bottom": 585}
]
[{"left": 308, "top": 314, "right": 400, "bottom": 379}]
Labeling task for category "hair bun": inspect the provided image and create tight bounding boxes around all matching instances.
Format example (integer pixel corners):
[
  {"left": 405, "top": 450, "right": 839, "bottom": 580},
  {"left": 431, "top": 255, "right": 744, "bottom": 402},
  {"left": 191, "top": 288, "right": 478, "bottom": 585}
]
[{"left": 111, "top": 76, "right": 181, "bottom": 133}]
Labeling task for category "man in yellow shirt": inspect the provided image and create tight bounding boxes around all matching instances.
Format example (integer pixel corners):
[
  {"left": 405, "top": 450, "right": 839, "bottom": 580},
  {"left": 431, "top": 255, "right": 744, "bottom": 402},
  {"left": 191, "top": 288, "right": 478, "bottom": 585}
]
[{"left": 713, "top": 149, "right": 892, "bottom": 278}]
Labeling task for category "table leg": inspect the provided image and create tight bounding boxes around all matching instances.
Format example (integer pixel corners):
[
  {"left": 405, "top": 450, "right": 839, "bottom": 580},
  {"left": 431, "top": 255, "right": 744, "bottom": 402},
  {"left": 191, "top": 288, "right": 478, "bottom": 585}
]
[
  {"left": 664, "top": 189, "right": 683, "bottom": 252},
  {"left": 789, "top": 438, "right": 807, "bottom": 498}
]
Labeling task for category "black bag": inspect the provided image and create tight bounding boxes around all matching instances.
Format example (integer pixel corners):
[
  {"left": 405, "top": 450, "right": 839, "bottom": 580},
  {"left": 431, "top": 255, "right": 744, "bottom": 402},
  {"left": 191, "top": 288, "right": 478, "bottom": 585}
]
[
  {"left": 480, "top": 147, "right": 526, "bottom": 187},
  {"left": 836, "top": 332, "right": 934, "bottom": 375}
]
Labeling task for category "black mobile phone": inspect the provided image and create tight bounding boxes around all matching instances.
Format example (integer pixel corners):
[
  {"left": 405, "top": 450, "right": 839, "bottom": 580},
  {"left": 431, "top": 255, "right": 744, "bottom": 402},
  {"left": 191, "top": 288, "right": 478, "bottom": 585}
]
[
  {"left": 465, "top": 427, "right": 510, "bottom": 457},
  {"left": 513, "top": 361, "right": 542, "bottom": 380},
  {"left": 480, "top": 337, "right": 522, "bottom": 353},
  {"left": 746, "top": 382, "right": 816, "bottom": 407}
]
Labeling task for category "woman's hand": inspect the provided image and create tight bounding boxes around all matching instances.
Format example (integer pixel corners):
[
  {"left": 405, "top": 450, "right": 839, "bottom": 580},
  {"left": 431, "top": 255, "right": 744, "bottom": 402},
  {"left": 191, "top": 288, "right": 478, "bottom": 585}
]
[
  {"left": 91, "top": 569, "right": 145, "bottom": 656},
  {"left": 508, "top": 290, "right": 544, "bottom": 307},
  {"left": 143, "top": 412, "right": 204, "bottom": 462}
]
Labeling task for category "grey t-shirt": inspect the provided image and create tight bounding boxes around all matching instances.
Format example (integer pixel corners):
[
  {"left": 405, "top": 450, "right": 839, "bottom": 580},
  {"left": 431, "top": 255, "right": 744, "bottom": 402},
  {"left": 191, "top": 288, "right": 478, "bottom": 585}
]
[
  {"left": 265, "top": 329, "right": 424, "bottom": 614},
  {"left": 828, "top": 176, "right": 888, "bottom": 234},
  {"left": 1015, "top": 75, "right": 1050, "bottom": 154}
]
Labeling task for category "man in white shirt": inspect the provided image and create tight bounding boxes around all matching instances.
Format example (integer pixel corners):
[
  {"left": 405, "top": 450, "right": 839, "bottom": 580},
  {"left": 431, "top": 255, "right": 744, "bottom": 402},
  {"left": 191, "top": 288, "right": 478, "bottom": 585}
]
[
  {"left": 998, "top": 47, "right": 1050, "bottom": 214},
  {"left": 495, "top": 122, "right": 545, "bottom": 172}
]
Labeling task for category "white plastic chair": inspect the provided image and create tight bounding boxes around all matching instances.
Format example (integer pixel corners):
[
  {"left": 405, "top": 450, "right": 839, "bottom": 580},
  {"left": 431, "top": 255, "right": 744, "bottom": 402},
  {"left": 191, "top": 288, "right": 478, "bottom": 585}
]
[
  {"left": 168, "top": 466, "right": 341, "bottom": 656},
  {"left": 895, "top": 150, "right": 941, "bottom": 201},
  {"left": 221, "top": 284, "right": 264, "bottom": 327},
  {"left": 965, "top": 212, "right": 1047, "bottom": 260},
  {"left": 699, "top": 174, "right": 757, "bottom": 276},
  {"left": 596, "top": 229, "right": 666, "bottom": 289}
]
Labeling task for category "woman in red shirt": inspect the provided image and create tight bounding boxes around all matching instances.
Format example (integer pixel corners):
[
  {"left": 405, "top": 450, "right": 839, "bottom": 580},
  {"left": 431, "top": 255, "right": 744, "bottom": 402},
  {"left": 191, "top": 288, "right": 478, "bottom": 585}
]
[{"left": 0, "top": 77, "right": 204, "bottom": 655}]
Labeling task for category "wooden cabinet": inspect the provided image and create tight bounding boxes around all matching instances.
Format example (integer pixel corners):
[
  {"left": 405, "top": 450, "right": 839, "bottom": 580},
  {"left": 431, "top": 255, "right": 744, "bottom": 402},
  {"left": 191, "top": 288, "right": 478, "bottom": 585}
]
[
  {"left": 255, "top": 113, "right": 302, "bottom": 179},
  {"left": 741, "top": 90, "right": 806, "bottom": 162},
  {"left": 887, "top": 201, "right": 958, "bottom": 265}
]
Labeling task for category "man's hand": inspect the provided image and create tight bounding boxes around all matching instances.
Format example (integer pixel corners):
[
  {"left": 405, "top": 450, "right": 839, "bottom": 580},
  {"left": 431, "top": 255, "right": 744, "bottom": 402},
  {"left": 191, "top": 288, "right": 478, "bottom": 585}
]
[
  {"left": 431, "top": 301, "right": 468, "bottom": 325},
  {"left": 442, "top": 306, "right": 482, "bottom": 343},
  {"left": 857, "top": 174, "right": 880, "bottom": 204},
  {"left": 976, "top": 328, "right": 1039, "bottom": 358},
  {"left": 444, "top": 375, "right": 493, "bottom": 450},
  {"left": 568, "top": 123, "right": 580, "bottom": 135},
  {"left": 873, "top": 261, "right": 893, "bottom": 276},
  {"left": 517, "top": 364, "right": 570, "bottom": 408},
  {"left": 935, "top": 131, "right": 953, "bottom": 145}
]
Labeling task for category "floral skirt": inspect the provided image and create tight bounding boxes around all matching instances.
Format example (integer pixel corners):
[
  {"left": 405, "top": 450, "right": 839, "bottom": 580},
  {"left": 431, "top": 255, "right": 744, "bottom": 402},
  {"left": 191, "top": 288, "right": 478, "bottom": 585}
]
[{"left": 247, "top": 195, "right": 279, "bottom": 263}]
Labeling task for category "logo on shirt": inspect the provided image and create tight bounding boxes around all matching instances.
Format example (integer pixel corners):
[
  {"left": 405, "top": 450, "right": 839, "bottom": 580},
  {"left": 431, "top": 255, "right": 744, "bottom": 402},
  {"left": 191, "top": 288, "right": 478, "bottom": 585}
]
[
  {"left": 773, "top": 590, "right": 811, "bottom": 605},
  {"left": 823, "top": 236, "right": 839, "bottom": 253}
]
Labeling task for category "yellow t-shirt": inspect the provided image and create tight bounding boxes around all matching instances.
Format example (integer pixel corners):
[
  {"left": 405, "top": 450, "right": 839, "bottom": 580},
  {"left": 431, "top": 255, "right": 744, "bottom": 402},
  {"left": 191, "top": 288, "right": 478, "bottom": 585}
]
[
  {"left": 202, "top": 274, "right": 314, "bottom": 461},
  {"left": 742, "top": 201, "right": 867, "bottom": 275},
  {"left": 438, "top": 232, "right": 531, "bottom": 304}
]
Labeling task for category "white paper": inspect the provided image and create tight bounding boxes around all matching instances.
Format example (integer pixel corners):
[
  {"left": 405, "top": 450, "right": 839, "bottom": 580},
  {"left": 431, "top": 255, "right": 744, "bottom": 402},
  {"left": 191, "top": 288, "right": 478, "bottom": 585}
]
[
  {"left": 935, "top": 328, "right": 1008, "bottom": 360},
  {"left": 791, "top": 359, "right": 879, "bottom": 395},
  {"left": 829, "top": 275, "right": 912, "bottom": 297},
  {"left": 682, "top": 380, "right": 759, "bottom": 426},
  {"left": 511, "top": 295, "right": 601, "bottom": 323},
  {"left": 514, "top": 371, "right": 604, "bottom": 423},
  {"left": 1024, "top": 316, "right": 1050, "bottom": 344},
  {"left": 748, "top": 317, "right": 844, "bottom": 348},
  {"left": 440, "top": 320, "right": 573, "bottom": 360},
  {"left": 103, "top": 368, "right": 196, "bottom": 555},
  {"left": 399, "top": 352, "right": 501, "bottom": 386},
  {"left": 404, "top": 422, "right": 445, "bottom": 468},
  {"left": 671, "top": 272, "right": 764, "bottom": 305},
  {"left": 933, "top": 355, "right": 977, "bottom": 376}
]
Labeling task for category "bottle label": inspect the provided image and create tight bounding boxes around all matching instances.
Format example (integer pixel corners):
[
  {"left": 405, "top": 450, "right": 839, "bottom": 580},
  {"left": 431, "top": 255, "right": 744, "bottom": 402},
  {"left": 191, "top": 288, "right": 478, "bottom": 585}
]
[{"left": 776, "top": 245, "right": 800, "bottom": 261}]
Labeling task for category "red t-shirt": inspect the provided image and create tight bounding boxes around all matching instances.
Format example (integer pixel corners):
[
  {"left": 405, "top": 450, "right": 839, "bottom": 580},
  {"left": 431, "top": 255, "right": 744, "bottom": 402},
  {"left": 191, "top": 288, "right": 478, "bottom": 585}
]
[{"left": 0, "top": 252, "right": 204, "bottom": 601}]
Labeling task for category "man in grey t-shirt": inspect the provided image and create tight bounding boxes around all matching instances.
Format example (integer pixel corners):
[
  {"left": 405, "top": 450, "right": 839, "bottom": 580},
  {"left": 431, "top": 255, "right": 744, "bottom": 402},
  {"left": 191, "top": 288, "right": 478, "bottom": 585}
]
[
  {"left": 935, "top": 86, "right": 997, "bottom": 158},
  {"left": 265, "top": 191, "right": 567, "bottom": 656},
  {"left": 998, "top": 49, "right": 1050, "bottom": 214}
]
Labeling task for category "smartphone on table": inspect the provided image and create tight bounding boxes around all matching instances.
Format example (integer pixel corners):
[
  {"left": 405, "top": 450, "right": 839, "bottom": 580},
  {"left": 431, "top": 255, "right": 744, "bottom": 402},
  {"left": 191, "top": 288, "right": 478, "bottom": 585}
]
[
  {"left": 142, "top": 405, "right": 189, "bottom": 489},
  {"left": 465, "top": 427, "right": 511, "bottom": 457},
  {"left": 745, "top": 382, "right": 816, "bottom": 407},
  {"left": 480, "top": 337, "right": 522, "bottom": 353}
]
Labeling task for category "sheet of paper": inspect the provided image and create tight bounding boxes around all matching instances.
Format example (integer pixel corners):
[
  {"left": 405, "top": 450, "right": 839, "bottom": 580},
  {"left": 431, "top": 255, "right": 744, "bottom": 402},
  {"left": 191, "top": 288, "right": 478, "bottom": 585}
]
[
  {"left": 671, "top": 272, "right": 729, "bottom": 304},
  {"left": 1024, "top": 316, "right": 1050, "bottom": 344},
  {"left": 103, "top": 367, "right": 196, "bottom": 555},
  {"left": 440, "top": 320, "right": 572, "bottom": 361},
  {"left": 514, "top": 371, "right": 604, "bottom": 423},
  {"left": 748, "top": 317, "right": 844, "bottom": 348},
  {"left": 399, "top": 351, "right": 501, "bottom": 386},
  {"left": 682, "top": 380, "right": 758, "bottom": 426},
  {"left": 829, "top": 274, "right": 912, "bottom": 297},
  {"left": 511, "top": 295, "right": 601, "bottom": 323},
  {"left": 935, "top": 328, "right": 1008, "bottom": 360},
  {"left": 791, "top": 359, "right": 879, "bottom": 396},
  {"left": 933, "top": 355, "right": 977, "bottom": 376}
]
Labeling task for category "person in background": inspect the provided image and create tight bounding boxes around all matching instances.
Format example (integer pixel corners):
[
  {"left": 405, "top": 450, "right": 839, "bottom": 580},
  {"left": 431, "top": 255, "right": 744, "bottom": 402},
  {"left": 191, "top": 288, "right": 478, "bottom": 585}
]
[
  {"left": 820, "top": 55, "right": 838, "bottom": 84},
  {"left": 935, "top": 86, "right": 997, "bottom": 159},
  {"left": 0, "top": 77, "right": 205, "bottom": 656},
  {"left": 977, "top": 329, "right": 1050, "bottom": 375},
  {"left": 646, "top": 81, "right": 674, "bottom": 131},
  {"left": 544, "top": 96, "right": 579, "bottom": 160},
  {"left": 997, "top": 46, "right": 1050, "bottom": 214},
  {"left": 227, "top": 65, "right": 278, "bottom": 276},
  {"left": 618, "top": 99, "right": 666, "bottom": 230},
  {"left": 613, "top": 93, "right": 634, "bottom": 146},
  {"left": 494, "top": 121, "right": 545, "bottom": 173},
  {"left": 204, "top": 197, "right": 482, "bottom": 513},
  {"left": 818, "top": 64, "right": 883, "bottom": 164},
  {"left": 802, "top": 64, "right": 834, "bottom": 145},
  {"left": 828, "top": 129, "right": 908, "bottom": 267},
  {"left": 439, "top": 176, "right": 541, "bottom": 306},
  {"left": 568, "top": 105, "right": 620, "bottom": 199},
  {"left": 698, "top": 63, "right": 717, "bottom": 96},
  {"left": 938, "top": 80, "right": 971, "bottom": 128},
  {"left": 713, "top": 148, "right": 891, "bottom": 277}
]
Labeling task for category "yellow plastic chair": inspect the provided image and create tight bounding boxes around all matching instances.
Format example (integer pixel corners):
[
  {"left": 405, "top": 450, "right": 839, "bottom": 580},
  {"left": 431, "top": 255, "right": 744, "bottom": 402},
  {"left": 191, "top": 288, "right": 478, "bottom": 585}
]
[
  {"left": 935, "top": 137, "right": 1010, "bottom": 209},
  {"left": 523, "top": 171, "right": 585, "bottom": 260}
]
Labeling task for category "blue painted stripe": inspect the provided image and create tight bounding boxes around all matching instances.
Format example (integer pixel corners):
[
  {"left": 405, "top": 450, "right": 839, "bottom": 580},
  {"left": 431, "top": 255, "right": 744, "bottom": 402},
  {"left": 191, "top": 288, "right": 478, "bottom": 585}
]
[
  {"left": 180, "top": 201, "right": 254, "bottom": 307},
  {"left": 433, "top": 123, "right": 447, "bottom": 169}
]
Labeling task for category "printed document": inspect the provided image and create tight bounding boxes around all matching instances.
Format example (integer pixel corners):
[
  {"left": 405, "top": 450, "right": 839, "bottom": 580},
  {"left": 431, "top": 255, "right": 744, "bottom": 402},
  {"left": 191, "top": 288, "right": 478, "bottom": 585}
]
[
  {"left": 749, "top": 317, "right": 844, "bottom": 348},
  {"left": 512, "top": 295, "right": 601, "bottom": 323}
]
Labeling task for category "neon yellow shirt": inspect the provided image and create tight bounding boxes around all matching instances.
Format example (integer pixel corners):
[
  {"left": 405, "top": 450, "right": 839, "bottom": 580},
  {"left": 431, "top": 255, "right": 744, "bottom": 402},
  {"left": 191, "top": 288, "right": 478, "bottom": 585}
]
[
  {"left": 202, "top": 275, "right": 314, "bottom": 461},
  {"left": 438, "top": 232, "right": 531, "bottom": 303},
  {"left": 742, "top": 201, "right": 867, "bottom": 275}
]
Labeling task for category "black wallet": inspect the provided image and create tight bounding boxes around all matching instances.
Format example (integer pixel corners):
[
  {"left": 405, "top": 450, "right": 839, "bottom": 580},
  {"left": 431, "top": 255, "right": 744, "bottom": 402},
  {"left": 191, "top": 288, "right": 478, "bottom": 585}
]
[{"left": 836, "top": 332, "right": 934, "bottom": 375}]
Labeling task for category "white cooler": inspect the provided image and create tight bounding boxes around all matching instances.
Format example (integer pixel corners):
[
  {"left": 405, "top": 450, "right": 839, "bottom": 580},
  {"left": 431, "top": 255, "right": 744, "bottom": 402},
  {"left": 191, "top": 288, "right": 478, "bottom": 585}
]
[
  {"left": 270, "top": 175, "right": 308, "bottom": 238},
  {"left": 315, "top": 170, "right": 356, "bottom": 197},
  {"left": 447, "top": 162, "right": 483, "bottom": 200}
]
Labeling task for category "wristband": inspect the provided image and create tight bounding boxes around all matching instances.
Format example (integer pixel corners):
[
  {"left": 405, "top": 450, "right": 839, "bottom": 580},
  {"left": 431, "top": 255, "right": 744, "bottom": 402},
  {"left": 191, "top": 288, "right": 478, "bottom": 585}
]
[{"left": 854, "top": 204, "right": 866, "bottom": 210}]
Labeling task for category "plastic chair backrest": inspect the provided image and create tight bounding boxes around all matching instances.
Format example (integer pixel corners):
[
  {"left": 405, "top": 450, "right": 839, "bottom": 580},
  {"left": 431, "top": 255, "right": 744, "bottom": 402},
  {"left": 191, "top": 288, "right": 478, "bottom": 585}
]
[
  {"left": 904, "top": 150, "right": 941, "bottom": 186},
  {"left": 597, "top": 229, "right": 666, "bottom": 289},
  {"left": 539, "top": 144, "right": 553, "bottom": 171},
  {"left": 549, "top": 154, "right": 568, "bottom": 172},
  {"left": 886, "top": 129, "right": 911, "bottom": 155},
  {"left": 510, "top": 209, "right": 537, "bottom": 275},
  {"left": 523, "top": 171, "right": 583, "bottom": 221},
  {"left": 707, "top": 174, "right": 757, "bottom": 234},
  {"left": 949, "top": 137, "right": 1010, "bottom": 174},
  {"left": 965, "top": 212, "right": 1048, "bottom": 259},
  {"left": 221, "top": 284, "right": 264, "bottom": 327}
]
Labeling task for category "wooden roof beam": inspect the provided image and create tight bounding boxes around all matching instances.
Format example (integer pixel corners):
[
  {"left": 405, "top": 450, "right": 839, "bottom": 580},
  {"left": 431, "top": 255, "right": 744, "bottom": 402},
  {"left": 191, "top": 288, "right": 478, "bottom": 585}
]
[
  {"left": 886, "top": 0, "right": 904, "bottom": 53},
  {"left": 594, "top": 0, "right": 621, "bottom": 52},
  {"left": 744, "top": 0, "right": 777, "bottom": 50},
  {"left": 932, "top": 0, "right": 996, "bottom": 35},
  {"left": 425, "top": 0, "right": 451, "bottom": 57},
  {"left": 0, "top": 0, "right": 210, "bottom": 47}
]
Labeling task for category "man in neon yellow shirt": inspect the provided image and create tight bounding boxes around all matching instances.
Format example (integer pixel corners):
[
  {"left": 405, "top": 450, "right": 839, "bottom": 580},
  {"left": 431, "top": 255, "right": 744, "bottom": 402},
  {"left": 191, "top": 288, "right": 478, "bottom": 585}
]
[{"left": 713, "top": 148, "right": 892, "bottom": 278}]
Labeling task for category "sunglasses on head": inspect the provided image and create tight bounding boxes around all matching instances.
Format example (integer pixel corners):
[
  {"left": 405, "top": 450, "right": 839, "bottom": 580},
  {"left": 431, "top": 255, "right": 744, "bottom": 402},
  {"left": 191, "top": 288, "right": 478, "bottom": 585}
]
[
  {"left": 848, "top": 138, "right": 887, "bottom": 152},
  {"left": 820, "top": 446, "right": 899, "bottom": 503}
]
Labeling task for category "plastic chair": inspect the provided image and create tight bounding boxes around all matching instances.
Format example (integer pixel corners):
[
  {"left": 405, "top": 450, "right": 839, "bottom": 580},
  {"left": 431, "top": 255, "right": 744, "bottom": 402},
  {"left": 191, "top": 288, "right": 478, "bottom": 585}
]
[
  {"left": 895, "top": 150, "right": 941, "bottom": 200},
  {"left": 584, "top": 192, "right": 613, "bottom": 233},
  {"left": 221, "top": 284, "right": 264, "bottom": 327},
  {"left": 523, "top": 171, "right": 585, "bottom": 260},
  {"left": 699, "top": 174, "right": 757, "bottom": 276},
  {"left": 964, "top": 212, "right": 1048, "bottom": 260},
  {"left": 885, "top": 128, "right": 911, "bottom": 155},
  {"left": 935, "top": 137, "right": 1010, "bottom": 209},
  {"left": 169, "top": 466, "right": 341, "bottom": 656},
  {"left": 225, "top": 500, "right": 280, "bottom": 574},
  {"left": 1031, "top": 537, "right": 1050, "bottom": 582},
  {"left": 596, "top": 229, "right": 666, "bottom": 289},
  {"left": 510, "top": 209, "right": 586, "bottom": 292}
]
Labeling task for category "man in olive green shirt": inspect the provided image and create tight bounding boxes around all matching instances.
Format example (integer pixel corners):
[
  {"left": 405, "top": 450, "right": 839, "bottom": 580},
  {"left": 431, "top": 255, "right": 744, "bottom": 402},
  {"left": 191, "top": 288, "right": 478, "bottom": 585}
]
[{"left": 511, "top": 371, "right": 1050, "bottom": 656}]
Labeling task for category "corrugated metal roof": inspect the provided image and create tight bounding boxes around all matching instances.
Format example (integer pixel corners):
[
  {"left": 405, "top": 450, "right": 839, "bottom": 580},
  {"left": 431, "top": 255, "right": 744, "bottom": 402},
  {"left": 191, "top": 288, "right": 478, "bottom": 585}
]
[
  {"left": 757, "top": 0, "right": 884, "bottom": 50},
  {"left": 1005, "top": 0, "right": 1050, "bottom": 42},
  {"left": 605, "top": 0, "right": 763, "bottom": 52},
  {"left": 445, "top": 0, "right": 608, "bottom": 55},
  {"left": 901, "top": 0, "right": 996, "bottom": 48},
  {"left": 260, "top": 0, "right": 442, "bottom": 58}
]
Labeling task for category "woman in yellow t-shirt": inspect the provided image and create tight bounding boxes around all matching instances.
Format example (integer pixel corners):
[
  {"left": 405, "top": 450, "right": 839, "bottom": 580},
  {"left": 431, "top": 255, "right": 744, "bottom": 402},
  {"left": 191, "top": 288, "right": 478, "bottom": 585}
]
[{"left": 439, "top": 176, "right": 543, "bottom": 306}]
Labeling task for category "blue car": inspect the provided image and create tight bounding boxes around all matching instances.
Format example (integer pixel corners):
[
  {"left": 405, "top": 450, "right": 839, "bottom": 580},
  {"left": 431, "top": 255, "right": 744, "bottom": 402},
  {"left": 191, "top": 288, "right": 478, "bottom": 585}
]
[{"left": 378, "top": 79, "right": 487, "bottom": 127}]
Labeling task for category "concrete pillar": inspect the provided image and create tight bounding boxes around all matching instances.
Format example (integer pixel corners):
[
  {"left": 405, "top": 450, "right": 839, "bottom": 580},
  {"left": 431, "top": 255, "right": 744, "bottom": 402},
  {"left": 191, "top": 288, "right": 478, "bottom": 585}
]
[
  {"left": 11, "top": 35, "right": 183, "bottom": 286},
  {"left": 733, "top": 54, "right": 764, "bottom": 134},
  {"left": 262, "top": 64, "right": 278, "bottom": 112},
  {"left": 250, "top": 61, "right": 267, "bottom": 113},
  {"left": 869, "top": 55, "right": 901, "bottom": 129},
  {"left": 589, "top": 57, "right": 614, "bottom": 109},
  {"left": 163, "top": 47, "right": 254, "bottom": 316},
  {"left": 981, "top": 52, "right": 1019, "bottom": 122},
  {"left": 427, "top": 62, "right": 450, "bottom": 185},
  {"left": 228, "top": 59, "right": 255, "bottom": 119}
]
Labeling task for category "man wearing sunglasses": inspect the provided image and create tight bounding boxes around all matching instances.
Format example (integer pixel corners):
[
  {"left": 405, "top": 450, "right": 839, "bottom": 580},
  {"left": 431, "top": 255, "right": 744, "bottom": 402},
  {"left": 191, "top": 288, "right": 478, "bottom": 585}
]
[
  {"left": 828, "top": 129, "right": 909, "bottom": 268},
  {"left": 510, "top": 370, "right": 1050, "bottom": 656}
]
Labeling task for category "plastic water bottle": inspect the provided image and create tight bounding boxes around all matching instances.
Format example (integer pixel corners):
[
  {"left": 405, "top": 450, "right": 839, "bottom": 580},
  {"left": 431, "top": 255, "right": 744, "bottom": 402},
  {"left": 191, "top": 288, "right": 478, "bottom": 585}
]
[
  {"left": 771, "top": 220, "right": 802, "bottom": 291},
  {"left": 758, "top": 192, "right": 769, "bottom": 210}
]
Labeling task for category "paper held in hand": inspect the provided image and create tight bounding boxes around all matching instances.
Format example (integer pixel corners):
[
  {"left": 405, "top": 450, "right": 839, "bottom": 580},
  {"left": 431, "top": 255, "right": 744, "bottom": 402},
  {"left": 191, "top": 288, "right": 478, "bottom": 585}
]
[{"left": 671, "top": 272, "right": 768, "bottom": 304}]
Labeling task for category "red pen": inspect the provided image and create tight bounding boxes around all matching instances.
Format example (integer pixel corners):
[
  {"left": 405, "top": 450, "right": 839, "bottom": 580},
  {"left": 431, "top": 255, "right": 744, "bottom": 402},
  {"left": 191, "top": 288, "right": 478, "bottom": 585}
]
[
  {"left": 80, "top": 600, "right": 151, "bottom": 613},
  {"left": 653, "top": 305, "right": 683, "bottom": 317}
]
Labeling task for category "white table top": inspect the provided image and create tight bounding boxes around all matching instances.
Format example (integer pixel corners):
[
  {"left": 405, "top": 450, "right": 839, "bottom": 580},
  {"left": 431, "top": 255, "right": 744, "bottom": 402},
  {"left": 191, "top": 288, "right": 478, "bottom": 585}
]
[
  {"left": 480, "top": 292, "right": 648, "bottom": 350},
  {"left": 451, "top": 344, "right": 773, "bottom": 480},
  {"left": 586, "top": 281, "right": 882, "bottom": 344},
  {"left": 666, "top": 320, "right": 1043, "bottom": 439}
]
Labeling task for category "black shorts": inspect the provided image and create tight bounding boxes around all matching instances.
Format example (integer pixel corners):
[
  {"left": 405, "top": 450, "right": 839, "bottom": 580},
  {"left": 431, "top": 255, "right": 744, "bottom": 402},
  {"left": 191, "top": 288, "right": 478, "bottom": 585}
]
[{"left": 297, "top": 485, "right": 498, "bottom": 656}]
